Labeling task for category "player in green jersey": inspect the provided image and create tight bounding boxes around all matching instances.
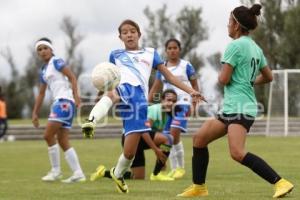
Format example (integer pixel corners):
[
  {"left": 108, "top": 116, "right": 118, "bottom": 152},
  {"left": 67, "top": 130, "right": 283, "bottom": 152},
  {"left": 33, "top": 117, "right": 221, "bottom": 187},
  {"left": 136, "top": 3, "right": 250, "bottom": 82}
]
[{"left": 178, "top": 4, "right": 294, "bottom": 198}]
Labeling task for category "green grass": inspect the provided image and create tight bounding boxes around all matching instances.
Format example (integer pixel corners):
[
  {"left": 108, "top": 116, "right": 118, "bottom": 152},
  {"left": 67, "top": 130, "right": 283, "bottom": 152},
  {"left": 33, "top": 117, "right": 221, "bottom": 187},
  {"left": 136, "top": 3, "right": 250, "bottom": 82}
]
[{"left": 0, "top": 136, "right": 298, "bottom": 200}]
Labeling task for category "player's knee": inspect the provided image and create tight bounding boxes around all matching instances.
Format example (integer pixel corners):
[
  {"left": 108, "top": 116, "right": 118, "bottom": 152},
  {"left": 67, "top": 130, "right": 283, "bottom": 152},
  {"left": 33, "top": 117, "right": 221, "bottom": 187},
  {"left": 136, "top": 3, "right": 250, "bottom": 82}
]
[
  {"left": 123, "top": 152, "right": 135, "bottom": 160},
  {"left": 229, "top": 149, "right": 245, "bottom": 162},
  {"left": 192, "top": 134, "right": 207, "bottom": 148}
]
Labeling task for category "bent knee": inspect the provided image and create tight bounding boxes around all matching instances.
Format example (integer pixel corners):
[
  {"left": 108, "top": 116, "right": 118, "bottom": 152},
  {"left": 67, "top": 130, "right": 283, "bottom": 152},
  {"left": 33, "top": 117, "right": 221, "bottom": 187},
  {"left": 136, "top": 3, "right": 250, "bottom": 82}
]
[
  {"left": 230, "top": 150, "right": 245, "bottom": 162},
  {"left": 192, "top": 134, "right": 208, "bottom": 148},
  {"left": 123, "top": 152, "right": 135, "bottom": 160}
]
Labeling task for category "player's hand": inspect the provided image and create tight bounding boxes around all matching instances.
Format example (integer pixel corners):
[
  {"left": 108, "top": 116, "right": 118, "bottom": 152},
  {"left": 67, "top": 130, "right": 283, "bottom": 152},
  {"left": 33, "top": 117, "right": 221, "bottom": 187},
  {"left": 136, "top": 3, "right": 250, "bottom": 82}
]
[
  {"left": 154, "top": 148, "right": 167, "bottom": 163},
  {"left": 191, "top": 91, "right": 207, "bottom": 103},
  {"left": 32, "top": 113, "right": 39, "bottom": 128},
  {"left": 82, "top": 120, "right": 95, "bottom": 138}
]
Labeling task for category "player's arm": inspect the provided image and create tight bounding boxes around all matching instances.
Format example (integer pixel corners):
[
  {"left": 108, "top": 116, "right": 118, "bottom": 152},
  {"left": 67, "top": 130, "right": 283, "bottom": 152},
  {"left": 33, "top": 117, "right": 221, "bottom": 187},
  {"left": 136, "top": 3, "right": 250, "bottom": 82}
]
[
  {"left": 32, "top": 83, "right": 47, "bottom": 128},
  {"left": 254, "top": 66, "right": 273, "bottom": 85},
  {"left": 218, "top": 63, "right": 233, "bottom": 85},
  {"left": 148, "top": 79, "right": 163, "bottom": 102},
  {"left": 141, "top": 132, "right": 167, "bottom": 163},
  {"left": 157, "top": 64, "right": 205, "bottom": 102}
]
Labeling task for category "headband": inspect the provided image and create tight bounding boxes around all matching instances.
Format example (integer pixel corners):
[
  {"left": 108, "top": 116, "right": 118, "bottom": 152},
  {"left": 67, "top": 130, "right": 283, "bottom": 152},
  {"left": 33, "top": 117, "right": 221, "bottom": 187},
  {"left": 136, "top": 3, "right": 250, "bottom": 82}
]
[
  {"left": 231, "top": 12, "right": 249, "bottom": 31},
  {"left": 35, "top": 40, "right": 54, "bottom": 51}
]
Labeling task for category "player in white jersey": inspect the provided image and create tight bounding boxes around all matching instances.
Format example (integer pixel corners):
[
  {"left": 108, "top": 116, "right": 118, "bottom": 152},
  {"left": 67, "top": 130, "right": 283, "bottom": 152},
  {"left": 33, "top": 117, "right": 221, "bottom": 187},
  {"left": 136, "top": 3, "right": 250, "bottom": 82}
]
[
  {"left": 149, "top": 38, "right": 200, "bottom": 179},
  {"left": 32, "top": 38, "right": 85, "bottom": 183},
  {"left": 82, "top": 20, "right": 205, "bottom": 194}
]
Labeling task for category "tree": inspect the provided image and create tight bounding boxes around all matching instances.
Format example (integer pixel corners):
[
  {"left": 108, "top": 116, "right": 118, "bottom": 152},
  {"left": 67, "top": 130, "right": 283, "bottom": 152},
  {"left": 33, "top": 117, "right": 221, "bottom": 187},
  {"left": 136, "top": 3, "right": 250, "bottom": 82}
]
[
  {"left": 143, "top": 4, "right": 208, "bottom": 72},
  {"left": 60, "top": 16, "right": 84, "bottom": 78}
]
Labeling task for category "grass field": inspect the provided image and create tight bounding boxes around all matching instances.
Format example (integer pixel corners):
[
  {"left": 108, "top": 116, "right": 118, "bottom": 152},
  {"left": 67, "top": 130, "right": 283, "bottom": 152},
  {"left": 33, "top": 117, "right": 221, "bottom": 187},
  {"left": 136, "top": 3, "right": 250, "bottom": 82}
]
[{"left": 0, "top": 136, "right": 298, "bottom": 200}]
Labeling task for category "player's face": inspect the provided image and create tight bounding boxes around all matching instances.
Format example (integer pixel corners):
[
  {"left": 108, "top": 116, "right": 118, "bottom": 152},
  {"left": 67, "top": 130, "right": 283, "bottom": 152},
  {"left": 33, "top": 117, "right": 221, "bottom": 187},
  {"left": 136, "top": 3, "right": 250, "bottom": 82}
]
[
  {"left": 166, "top": 41, "right": 180, "bottom": 61},
  {"left": 119, "top": 24, "right": 140, "bottom": 50},
  {"left": 162, "top": 93, "right": 177, "bottom": 112},
  {"left": 37, "top": 45, "right": 52, "bottom": 62},
  {"left": 227, "top": 14, "right": 238, "bottom": 38}
]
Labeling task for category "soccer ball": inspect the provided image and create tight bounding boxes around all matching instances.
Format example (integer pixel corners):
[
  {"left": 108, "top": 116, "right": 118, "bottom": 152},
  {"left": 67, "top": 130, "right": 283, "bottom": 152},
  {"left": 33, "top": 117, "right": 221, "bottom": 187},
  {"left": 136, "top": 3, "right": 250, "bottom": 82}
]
[{"left": 91, "top": 62, "right": 121, "bottom": 91}]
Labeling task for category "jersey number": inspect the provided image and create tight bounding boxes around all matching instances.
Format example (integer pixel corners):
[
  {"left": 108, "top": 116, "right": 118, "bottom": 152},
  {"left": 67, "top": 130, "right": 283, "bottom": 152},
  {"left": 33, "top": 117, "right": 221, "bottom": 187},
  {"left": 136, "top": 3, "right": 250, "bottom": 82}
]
[{"left": 250, "top": 58, "right": 259, "bottom": 86}]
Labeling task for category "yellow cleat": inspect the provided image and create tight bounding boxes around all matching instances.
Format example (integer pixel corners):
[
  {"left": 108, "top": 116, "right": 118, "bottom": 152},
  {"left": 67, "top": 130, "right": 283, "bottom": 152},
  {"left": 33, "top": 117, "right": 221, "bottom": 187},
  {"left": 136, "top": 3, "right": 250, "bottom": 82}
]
[
  {"left": 90, "top": 165, "right": 106, "bottom": 181},
  {"left": 110, "top": 167, "right": 129, "bottom": 194},
  {"left": 273, "top": 178, "right": 294, "bottom": 198},
  {"left": 177, "top": 184, "right": 208, "bottom": 197},
  {"left": 150, "top": 172, "right": 175, "bottom": 181},
  {"left": 168, "top": 168, "right": 185, "bottom": 179}
]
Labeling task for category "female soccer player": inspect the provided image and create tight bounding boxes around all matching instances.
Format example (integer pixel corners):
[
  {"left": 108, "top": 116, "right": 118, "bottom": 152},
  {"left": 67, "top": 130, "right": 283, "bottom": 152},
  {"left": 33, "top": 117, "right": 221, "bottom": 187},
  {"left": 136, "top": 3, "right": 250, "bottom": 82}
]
[
  {"left": 0, "top": 91, "right": 7, "bottom": 140},
  {"left": 32, "top": 38, "right": 85, "bottom": 183},
  {"left": 90, "top": 89, "right": 177, "bottom": 181},
  {"left": 82, "top": 19, "right": 204, "bottom": 193},
  {"left": 149, "top": 38, "right": 200, "bottom": 179},
  {"left": 177, "top": 4, "right": 294, "bottom": 198}
]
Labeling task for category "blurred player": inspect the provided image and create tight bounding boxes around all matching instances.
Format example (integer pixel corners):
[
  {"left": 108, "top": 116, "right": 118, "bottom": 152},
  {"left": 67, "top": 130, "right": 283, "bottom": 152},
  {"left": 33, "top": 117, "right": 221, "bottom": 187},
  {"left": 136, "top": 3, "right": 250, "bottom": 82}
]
[
  {"left": 177, "top": 4, "right": 294, "bottom": 198},
  {"left": 149, "top": 38, "right": 200, "bottom": 179},
  {"left": 32, "top": 38, "right": 85, "bottom": 183},
  {"left": 82, "top": 19, "right": 204, "bottom": 193},
  {"left": 90, "top": 89, "right": 178, "bottom": 181},
  {"left": 0, "top": 91, "right": 7, "bottom": 140}
]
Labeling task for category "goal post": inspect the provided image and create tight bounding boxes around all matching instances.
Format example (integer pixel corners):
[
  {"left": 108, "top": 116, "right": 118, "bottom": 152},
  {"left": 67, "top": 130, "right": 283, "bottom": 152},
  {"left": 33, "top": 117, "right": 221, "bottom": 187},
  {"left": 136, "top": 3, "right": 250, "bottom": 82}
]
[{"left": 266, "top": 69, "right": 300, "bottom": 136}]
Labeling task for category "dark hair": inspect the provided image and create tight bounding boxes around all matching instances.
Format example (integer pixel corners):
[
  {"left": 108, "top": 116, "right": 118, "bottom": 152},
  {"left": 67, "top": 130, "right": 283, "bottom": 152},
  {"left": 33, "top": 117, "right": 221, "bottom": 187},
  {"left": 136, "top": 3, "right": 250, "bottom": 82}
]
[
  {"left": 118, "top": 19, "right": 141, "bottom": 36},
  {"left": 165, "top": 38, "right": 181, "bottom": 50},
  {"left": 36, "top": 37, "right": 52, "bottom": 44},
  {"left": 162, "top": 89, "right": 177, "bottom": 100},
  {"left": 232, "top": 4, "right": 262, "bottom": 31}
]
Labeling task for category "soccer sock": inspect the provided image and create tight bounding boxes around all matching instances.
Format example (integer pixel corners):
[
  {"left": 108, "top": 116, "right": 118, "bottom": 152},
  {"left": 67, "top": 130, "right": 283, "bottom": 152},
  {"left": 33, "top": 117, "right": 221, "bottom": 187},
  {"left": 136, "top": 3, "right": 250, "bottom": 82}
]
[
  {"left": 153, "top": 144, "right": 171, "bottom": 175},
  {"left": 192, "top": 146, "right": 209, "bottom": 185},
  {"left": 169, "top": 147, "right": 178, "bottom": 170},
  {"left": 174, "top": 141, "right": 185, "bottom": 168},
  {"left": 64, "top": 147, "right": 83, "bottom": 175},
  {"left": 48, "top": 144, "right": 60, "bottom": 173},
  {"left": 114, "top": 153, "right": 134, "bottom": 178},
  {"left": 104, "top": 170, "right": 132, "bottom": 179},
  {"left": 241, "top": 152, "right": 281, "bottom": 184},
  {"left": 88, "top": 96, "right": 113, "bottom": 123}
]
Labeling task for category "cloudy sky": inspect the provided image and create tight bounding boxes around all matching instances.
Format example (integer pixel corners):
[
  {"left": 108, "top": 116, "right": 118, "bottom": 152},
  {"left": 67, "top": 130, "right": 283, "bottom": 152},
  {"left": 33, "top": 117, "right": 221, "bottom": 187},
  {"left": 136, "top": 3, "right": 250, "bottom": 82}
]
[{"left": 0, "top": 0, "right": 242, "bottom": 80}]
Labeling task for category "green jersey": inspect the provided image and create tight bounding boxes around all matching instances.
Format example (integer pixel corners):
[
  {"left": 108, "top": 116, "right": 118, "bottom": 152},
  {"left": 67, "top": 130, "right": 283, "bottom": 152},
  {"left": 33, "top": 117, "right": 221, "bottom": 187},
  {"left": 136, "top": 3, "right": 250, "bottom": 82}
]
[
  {"left": 147, "top": 103, "right": 168, "bottom": 132},
  {"left": 221, "top": 36, "right": 267, "bottom": 117}
]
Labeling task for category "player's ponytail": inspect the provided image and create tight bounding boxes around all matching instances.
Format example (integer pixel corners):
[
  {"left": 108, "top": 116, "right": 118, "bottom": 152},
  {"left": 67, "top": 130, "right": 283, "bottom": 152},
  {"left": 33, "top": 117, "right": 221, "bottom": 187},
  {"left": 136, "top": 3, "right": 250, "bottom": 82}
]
[{"left": 249, "top": 4, "right": 262, "bottom": 16}]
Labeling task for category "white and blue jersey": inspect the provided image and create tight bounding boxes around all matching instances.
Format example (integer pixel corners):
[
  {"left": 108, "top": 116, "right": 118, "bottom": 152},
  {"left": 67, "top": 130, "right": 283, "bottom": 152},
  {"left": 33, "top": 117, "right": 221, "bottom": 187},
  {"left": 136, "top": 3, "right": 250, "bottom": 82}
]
[
  {"left": 156, "top": 59, "right": 196, "bottom": 132},
  {"left": 39, "top": 56, "right": 75, "bottom": 128},
  {"left": 109, "top": 48, "right": 163, "bottom": 136},
  {"left": 156, "top": 59, "right": 196, "bottom": 104}
]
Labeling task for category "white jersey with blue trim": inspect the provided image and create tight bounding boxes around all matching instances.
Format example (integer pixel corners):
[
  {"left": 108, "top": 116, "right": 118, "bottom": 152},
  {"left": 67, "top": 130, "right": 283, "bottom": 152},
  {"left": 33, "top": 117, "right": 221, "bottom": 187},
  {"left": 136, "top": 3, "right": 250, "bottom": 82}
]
[
  {"left": 39, "top": 56, "right": 74, "bottom": 102},
  {"left": 156, "top": 59, "right": 196, "bottom": 104},
  {"left": 109, "top": 47, "right": 163, "bottom": 98}
]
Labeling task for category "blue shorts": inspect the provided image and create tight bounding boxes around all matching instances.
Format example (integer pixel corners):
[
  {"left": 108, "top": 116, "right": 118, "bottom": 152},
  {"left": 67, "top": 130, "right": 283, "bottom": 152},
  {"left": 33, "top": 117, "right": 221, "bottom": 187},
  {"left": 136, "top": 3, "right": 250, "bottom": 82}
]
[
  {"left": 116, "top": 84, "right": 151, "bottom": 136},
  {"left": 163, "top": 104, "right": 190, "bottom": 133},
  {"left": 48, "top": 99, "right": 75, "bottom": 129}
]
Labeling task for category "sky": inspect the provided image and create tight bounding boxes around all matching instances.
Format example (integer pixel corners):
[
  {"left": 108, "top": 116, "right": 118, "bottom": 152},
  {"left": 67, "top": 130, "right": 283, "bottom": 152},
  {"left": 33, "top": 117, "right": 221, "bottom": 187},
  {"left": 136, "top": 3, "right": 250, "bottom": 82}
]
[{"left": 0, "top": 0, "right": 242, "bottom": 80}]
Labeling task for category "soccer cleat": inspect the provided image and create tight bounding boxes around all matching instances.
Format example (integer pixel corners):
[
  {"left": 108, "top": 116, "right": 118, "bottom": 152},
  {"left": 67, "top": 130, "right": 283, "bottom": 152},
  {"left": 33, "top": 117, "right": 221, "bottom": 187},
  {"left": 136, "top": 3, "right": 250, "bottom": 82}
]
[
  {"left": 41, "top": 171, "right": 62, "bottom": 182},
  {"left": 90, "top": 165, "right": 106, "bottom": 181},
  {"left": 168, "top": 168, "right": 185, "bottom": 179},
  {"left": 110, "top": 167, "right": 129, "bottom": 193},
  {"left": 177, "top": 184, "right": 208, "bottom": 197},
  {"left": 82, "top": 120, "right": 95, "bottom": 138},
  {"left": 150, "top": 172, "right": 175, "bottom": 181},
  {"left": 61, "top": 172, "right": 86, "bottom": 183},
  {"left": 273, "top": 178, "right": 294, "bottom": 198}
]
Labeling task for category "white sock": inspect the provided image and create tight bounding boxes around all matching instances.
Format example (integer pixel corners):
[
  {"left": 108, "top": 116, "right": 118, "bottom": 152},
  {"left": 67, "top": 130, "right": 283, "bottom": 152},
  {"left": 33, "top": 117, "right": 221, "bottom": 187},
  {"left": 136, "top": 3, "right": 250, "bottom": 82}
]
[
  {"left": 64, "top": 147, "right": 83, "bottom": 175},
  {"left": 114, "top": 153, "right": 133, "bottom": 178},
  {"left": 48, "top": 144, "right": 60, "bottom": 173},
  {"left": 169, "top": 147, "right": 178, "bottom": 170},
  {"left": 174, "top": 141, "right": 185, "bottom": 169},
  {"left": 89, "top": 96, "right": 113, "bottom": 123}
]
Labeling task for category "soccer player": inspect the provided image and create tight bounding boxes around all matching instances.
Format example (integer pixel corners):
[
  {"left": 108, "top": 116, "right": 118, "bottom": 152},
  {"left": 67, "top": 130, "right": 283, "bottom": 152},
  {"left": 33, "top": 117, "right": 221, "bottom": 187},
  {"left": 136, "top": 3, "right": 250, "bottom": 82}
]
[
  {"left": 177, "top": 4, "right": 294, "bottom": 198},
  {"left": 82, "top": 19, "right": 204, "bottom": 193},
  {"left": 32, "top": 38, "right": 86, "bottom": 183},
  {"left": 0, "top": 91, "right": 7, "bottom": 140},
  {"left": 90, "top": 89, "right": 178, "bottom": 181},
  {"left": 149, "top": 38, "right": 200, "bottom": 179}
]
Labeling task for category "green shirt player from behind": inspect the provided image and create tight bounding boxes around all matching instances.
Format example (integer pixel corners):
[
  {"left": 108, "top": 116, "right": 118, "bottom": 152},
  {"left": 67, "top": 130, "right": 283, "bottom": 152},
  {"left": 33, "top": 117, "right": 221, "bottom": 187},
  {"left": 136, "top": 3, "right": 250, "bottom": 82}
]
[
  {"left": 178, "top": 3, "right": 294, "bottom": 198},
  {"left": 90, "top": 89, "right": 178, "bottom": 181}
]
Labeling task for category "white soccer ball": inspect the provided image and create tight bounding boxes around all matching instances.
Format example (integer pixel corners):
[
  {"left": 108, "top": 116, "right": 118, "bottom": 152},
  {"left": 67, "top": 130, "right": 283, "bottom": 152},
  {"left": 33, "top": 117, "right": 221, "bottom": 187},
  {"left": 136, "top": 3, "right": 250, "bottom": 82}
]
[{"left": 91, "top": 62, "right": 121, "bottom": 91}]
